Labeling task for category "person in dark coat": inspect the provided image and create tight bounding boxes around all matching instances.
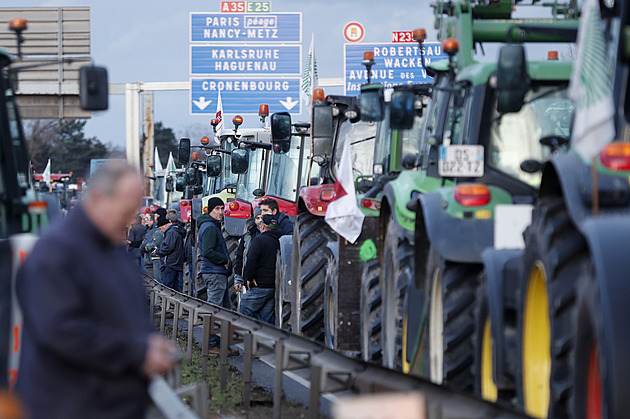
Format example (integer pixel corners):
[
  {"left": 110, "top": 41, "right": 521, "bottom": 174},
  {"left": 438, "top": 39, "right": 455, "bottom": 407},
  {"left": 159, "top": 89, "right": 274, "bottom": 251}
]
[
  {"left": 127, "top": 213, "right": 146, "bottom": 270},
  {"left": 239, "top": 214, "right": 282, "bottom": 324},
  {"left": 15, "top": 162, "right": 177, "bottom": 419},
  {"left": 155, "top": 212, "right": 186, "bottom": 292},
  {"left": 197, "top": 197, "right": 238, "bottom": 355},
  {"left": 259, "top": 197, "right": 293, "bottom": 236},
  {"left": 148, "top": 211, "right": 166, "bottom": 283},
  {"left": 233, "top": 206, "right": 263, "bottom": 294},
  {"left": 141, "top": 212, "right": 159, "bottom": 273}
]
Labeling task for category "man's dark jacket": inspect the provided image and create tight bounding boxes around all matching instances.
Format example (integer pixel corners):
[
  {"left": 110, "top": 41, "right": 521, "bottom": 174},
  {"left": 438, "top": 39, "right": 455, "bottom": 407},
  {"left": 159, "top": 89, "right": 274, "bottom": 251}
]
[
  {"left": 233, "top": 223, "right": 260, "bottom": 277},
  {"left": 243, "top": 229, "right": 281, "bottom": 288},
  {"left": 197, "top": 213, "right": 231, "bottom": 275},
  {"left": 277, "top": 212, "right": 293, "bottom": 236},
  {"left": 16, "top": 206, "right": 153, "bottom": 419},
  {"left": 127, "top": 222, "right": 146, "bottom": 258},
  {"left": 156, "top": 222, "right": 186, "bottom": 271}
]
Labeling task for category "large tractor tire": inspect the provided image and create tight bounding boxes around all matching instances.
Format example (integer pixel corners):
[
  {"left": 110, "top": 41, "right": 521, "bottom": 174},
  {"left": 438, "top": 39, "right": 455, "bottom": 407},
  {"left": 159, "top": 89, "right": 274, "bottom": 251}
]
[
  {"left": 401, "top": 271, "right": 425, "bottom": 375},
  {"left": 425, "top": 251, "right": 480, "bottom": 392},
  {"left": 571, "top": 262, "right": 605, "bottom": 419},
  {"left": 275, "top": 248, "right": 292, "bottom": 331},
  {"left": 473, "top": 275, "right": 500, "bottom": 403},
  {"left": 223, "top": 232, "right": 240, "bottom": 310},
  {"left": 381, "top": 216, "right": 414, "bottom": 370},
  {"left": 291, "top": 213, "right": 335, "bottom": 341},
  {"left": 324, "top": 248, "right": 338, "bottom": 350},
  {"left": 360, "top": 259, "right": 382, "bottom": 363},
  {"left": 518, "top": 197, "right": 587, "bottom": 418}
]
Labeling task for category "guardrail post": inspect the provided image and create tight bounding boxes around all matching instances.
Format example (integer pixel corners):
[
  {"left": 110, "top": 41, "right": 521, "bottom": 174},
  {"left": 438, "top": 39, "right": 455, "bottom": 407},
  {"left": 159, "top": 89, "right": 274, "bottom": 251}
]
[
  {"left": 273, "top": 339, "right": 284, "bottom": 419},
  {"left": 186, "top": 307, "right": 194, "bottom": 365},
  {"left": 308, "top": 365, "right": 322, "bottom": 419},
  {"left": 160, "top": 297, "right": 167, "bottom": 333},
  {"left": 220, "top": 319, "right": 229, "bottom": 391},
  {"left": 172, "top": 301, "right": 180, "bottom": 341},
  {"left": 201, "top": 315, "right": 210, "bottom": 376},
  {"left": 149, "top": 289, "right": 155, "bottom": 322},
  {"left": 242, "top": 333, "right": 253, "bottom": 409}
]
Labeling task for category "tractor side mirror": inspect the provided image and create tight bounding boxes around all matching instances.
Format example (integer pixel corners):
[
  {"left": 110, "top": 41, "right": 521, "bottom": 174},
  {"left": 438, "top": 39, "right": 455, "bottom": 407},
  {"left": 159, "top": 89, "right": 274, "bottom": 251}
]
[
  {"left": 360, "top": 83, "right": 385, "bottom": 122},
  {"left": 175, "top": 173, "right": 185, "bottom": 192},
  {"left": 271, "top": 112, "right": 292, "bottom": 154},
  {"left": 165, "top": 175, "right": 174, "bottom": 192},
  {"left": 312, "top": 104, "right": 334, "bottom": 155},
  {"left": 79, "top": 66, "right": 108, "bottom": 111},
  {"left": 185, "top": 167, "right": 201, "bottom": 186},
  {"left": 206, "top": 155, "right": 221, "bottom": 178},
  {"left": 497, "top": 44, "right": 529, "bottom": 114},
  {"left": 390, "top": 90, "right": 415, "bottom": 130},
  {"left": 231, "top": 149, "right": 250, "bottom": 174},
  {"left": 178, "top": 138, "right": 191, "bottom": 166}
]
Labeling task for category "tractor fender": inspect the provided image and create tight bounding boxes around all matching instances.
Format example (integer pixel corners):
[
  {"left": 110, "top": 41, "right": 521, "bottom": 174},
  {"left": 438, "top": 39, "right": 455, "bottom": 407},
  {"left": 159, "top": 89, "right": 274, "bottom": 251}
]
[
  {"left": 224, "top": 216, "right": 248, "bottom": 237},
  {"left": 581, "top": 217, "right": 630, "bottom": 419},
  {"left": 381, "top": 184, "right": 414, "bottom": 243},
  {"left": 416, "top": 192, "right": 493, "bottom": 264},
  {"left": 541, "top": 153, "right": 605, "bottom": 227},
  {"left": 277, "top": 235, "right": 294, "bottom": 307},
  {"left": 481, "top": 248, "right": 523, "bottom": 390},
  {"left": 298, "top": 184, "right": 335, "bottom": 216}
]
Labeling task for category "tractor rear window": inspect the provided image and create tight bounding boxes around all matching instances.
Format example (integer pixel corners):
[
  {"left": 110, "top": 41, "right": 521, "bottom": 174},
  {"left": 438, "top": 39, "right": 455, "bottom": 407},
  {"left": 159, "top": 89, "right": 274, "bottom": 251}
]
[
  {"left": 488, "top": 84, "right": 573, "bottom": 186},
  {"left": 332, "top": 120, "right": 377, "bottom": 180}
]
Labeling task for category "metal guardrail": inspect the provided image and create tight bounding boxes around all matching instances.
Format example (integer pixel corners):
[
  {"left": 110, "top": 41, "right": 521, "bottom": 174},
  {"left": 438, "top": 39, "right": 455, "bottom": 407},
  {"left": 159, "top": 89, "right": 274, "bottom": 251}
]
[{"left": 146, "top": 276, "right": 527, "bottom": 419}]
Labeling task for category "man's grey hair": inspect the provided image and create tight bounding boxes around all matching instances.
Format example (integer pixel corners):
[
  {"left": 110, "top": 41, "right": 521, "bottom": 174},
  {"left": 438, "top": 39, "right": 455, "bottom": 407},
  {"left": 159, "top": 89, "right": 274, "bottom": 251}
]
[
  {"left": 166, "top": 212, "right": 178, "bottom": 223},
  {"left": 83, "top": 161, "right": 138, "bottom": 200}
]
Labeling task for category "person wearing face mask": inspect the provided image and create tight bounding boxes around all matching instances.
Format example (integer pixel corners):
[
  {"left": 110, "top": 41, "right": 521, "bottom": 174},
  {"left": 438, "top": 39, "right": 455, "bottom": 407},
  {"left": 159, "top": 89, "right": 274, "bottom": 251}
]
[
  {"left": 238, "top": 214, "right": 282, "bottom": 325},
  {"left": 233, "top": 206, "right": 263, "bottom": 296}
]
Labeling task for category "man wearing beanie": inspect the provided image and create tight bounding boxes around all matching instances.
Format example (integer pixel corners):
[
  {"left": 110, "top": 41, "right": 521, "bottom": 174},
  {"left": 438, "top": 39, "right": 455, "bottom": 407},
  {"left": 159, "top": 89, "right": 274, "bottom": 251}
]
[
  {"left": 233, "top": 206, "right": 263, "bottom": 295},
  {"left": 239, "top": 214, "right": 281, "bottom": 324},
  {"left": 196, "top": 197, "right": 238, "bottom": 355},
  {"left": 155, "top": 213, "right": 186, "bottom": 292}
]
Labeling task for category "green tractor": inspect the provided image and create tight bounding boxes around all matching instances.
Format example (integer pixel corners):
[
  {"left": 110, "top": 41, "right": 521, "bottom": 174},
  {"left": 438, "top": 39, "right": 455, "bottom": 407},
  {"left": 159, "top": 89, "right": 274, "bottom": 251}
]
[
  {"left": 480, "top": 0, "right": 630, "bottom": 418},
  {"left": 389, "top": 0, "right": 577, "bottom": 391}
]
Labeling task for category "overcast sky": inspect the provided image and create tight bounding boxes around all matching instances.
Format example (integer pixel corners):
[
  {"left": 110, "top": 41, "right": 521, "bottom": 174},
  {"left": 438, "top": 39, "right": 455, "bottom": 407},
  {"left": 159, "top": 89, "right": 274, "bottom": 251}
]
[
  {"left": 12, "top": 0, "right": 563, "bottom": 151},
  {"left": 10, "top": 0, "right": 435, "bottom": 149}
]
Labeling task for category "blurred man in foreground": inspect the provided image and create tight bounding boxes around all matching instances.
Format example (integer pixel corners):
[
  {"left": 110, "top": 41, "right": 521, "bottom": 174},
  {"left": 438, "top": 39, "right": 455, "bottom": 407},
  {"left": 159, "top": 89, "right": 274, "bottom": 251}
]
[{"left": 16, "top": 162, "right": 177, "bottom": 419}]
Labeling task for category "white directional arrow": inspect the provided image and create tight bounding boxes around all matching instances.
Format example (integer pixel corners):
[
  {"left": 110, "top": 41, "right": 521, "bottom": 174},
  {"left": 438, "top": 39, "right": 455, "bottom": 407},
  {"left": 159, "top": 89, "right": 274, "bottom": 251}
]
[
  {"left": 193, "top": 97, "right": 212, "bottom": 110},
  {"left": 280, "top": 96, "right": 299, "bottom": 111}
]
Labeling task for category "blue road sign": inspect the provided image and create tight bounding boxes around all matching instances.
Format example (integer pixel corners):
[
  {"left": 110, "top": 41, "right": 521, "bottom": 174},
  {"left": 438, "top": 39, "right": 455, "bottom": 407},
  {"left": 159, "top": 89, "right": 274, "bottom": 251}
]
[
  {"left": 190, "top": 78, "right": 302, "bottom": 115},
  {"left": 190, "top": 45, "right": 301, "bottom": 76},
  {"left": 190, "top": 12, "right": 301, "bottom": 43},
  {"left": 344, "top": 42, "right": 448, "bottom": 94}
]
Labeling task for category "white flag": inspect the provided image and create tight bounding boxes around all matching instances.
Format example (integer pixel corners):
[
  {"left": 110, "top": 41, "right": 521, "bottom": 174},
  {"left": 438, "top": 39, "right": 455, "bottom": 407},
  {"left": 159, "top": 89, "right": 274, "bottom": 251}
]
[
  {"left": 215, "top": 89, "right": 225, "bottom": 140},
  {"left": 42, "top": 159, "right": 51, "bottom": 183},
  {"left": 166, "top": 152, "right": 177, "bottom": 173},
  {"left": 154, "top": 147, "right": 163, "bottom": 172},
  {"left": 569, "top": 0, "right": 615, "bottom": 160},
  {"left": 325, "top": 140, "right": 364, "bottom": 243},
  {"left": 301, "top": 33, "right": 319, "bottom": 112}
]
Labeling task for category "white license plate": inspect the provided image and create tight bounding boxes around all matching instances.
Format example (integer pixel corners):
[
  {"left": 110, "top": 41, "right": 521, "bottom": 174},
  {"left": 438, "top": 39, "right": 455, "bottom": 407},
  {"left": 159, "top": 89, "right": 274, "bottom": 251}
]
[{"left": 438, "top": 145, "right": 484, "bottom": 177}]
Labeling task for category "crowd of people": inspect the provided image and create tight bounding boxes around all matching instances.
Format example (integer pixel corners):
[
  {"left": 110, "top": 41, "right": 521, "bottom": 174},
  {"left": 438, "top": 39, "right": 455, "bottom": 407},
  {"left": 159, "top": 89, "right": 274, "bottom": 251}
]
[
  {"left": 14, "top": 161, "right": 296, "bottom": 418},
  {"left": 123, "top": 189, "right": 294, "bottom": 355}
]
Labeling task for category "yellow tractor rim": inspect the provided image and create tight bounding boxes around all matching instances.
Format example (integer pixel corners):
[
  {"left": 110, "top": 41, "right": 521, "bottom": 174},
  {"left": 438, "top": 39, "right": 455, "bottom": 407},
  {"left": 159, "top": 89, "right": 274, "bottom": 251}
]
[
  {"left": 523, "top": 261, "right": 551, "bottom": 418},
  {"left": 402, "top": 312, "right": 411, "bottom": 374},
  {"left": 481, "top": 317, "right": 498, "bottom": 402}
]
